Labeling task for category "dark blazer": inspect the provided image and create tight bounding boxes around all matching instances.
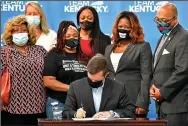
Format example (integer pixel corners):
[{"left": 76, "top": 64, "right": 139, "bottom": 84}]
[
  {"left": 94, "top": 34, "right": 111, "bottom": 55},
  {"left": 63, "top": 77, "right": 136, "bottom": 119},
  {"left": 104, "top": 42, "right": 152, "bottom": 110},
  {"left": 152, "top": 24, "right": 188, "bottom": 114}
]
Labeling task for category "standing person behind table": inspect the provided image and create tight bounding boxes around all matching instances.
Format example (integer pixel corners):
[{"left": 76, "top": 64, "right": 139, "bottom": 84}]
[
  {"left": 77, "top": 6, "right": 111, "bottom": 65},
  {"left": 43, "top": 21, "right": 87, "bottom": 119},
  {"left": 1, "top": 15, "right": 47, "bottom": 126},
  {"left": 104, "top": 11, "right": 152, "bottom": 118},
  {"left": 25, "top": 2, "right": 57, "bottom": 51},
  {"left": 150, "top": 3, "right": 188, "bottom": 126}
]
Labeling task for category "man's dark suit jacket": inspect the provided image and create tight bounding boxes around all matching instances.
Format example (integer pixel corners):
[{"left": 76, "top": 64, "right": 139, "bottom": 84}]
[
  {"left": 152, "top": 24, "right": 188, "bottom": 114},
  {"left": 104, "top": 42, "right": 152, "bottom": 111},
  {"left": 63, "top": 77, "right": 136, "bottom": 119}
]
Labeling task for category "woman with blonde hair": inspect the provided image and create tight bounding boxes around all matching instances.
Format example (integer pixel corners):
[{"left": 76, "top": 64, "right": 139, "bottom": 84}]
[
  {"left": 1, "top": 15, "right": 47, "bottom": 125},
  {"left": 25, "top": 2, "right": 57, "bottom": 51}
]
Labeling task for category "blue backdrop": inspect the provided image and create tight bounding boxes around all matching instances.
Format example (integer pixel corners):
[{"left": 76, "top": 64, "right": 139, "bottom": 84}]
[{"left": 1, "top": 1, "right": 188, "bottom": 118}]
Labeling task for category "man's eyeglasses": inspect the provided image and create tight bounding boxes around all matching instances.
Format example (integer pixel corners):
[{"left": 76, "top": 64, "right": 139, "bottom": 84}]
[{"left": 154, "top": 16, "right": 175, "bottom": 24}]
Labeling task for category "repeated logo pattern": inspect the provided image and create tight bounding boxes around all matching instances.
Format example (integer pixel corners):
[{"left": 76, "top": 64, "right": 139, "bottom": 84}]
[{"left": 1, "top": 45, "right": 47, "bottom": 114}]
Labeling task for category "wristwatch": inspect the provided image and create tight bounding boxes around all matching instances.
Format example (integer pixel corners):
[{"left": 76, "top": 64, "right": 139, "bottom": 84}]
[{"left": 109, "top": 110, "right": 115, "bottom": 117}]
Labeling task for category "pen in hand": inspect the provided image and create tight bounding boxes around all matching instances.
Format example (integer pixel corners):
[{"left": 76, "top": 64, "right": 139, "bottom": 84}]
[
  {"left": 75, "top": 102, "right": 86, "bottom": 118},
  {"left": 81, "top": 102, "right": 84, "bottom": 109},
  {"left": 81, "top": 102, "right": 86, "bottom": 118}
]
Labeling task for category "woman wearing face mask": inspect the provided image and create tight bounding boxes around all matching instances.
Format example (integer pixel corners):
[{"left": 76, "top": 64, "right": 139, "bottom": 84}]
[
  {"left": 1, "top": 15, "right": 47, "bottom": 125},
  {"left": 104, "top": 11, "right": 152, "bottom": 118},
  {"left": 43, "top": 21, "right": 87, "bottom": 119},
  {"left": 25, "top": 2, "right": 57, "bottom": 51},
  {"left": 77, "top": 6, "right": 111, "bottom": 65}
]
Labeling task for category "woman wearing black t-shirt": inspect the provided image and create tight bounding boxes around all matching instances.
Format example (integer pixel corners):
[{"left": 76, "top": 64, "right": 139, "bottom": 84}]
[{"left": 43, "top": 21, "right": 87, "bottom": 119}]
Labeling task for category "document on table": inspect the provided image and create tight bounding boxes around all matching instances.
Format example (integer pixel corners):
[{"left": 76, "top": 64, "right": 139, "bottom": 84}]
[{"left": 72, "top": 118, "right": 132, "bottom": 121}]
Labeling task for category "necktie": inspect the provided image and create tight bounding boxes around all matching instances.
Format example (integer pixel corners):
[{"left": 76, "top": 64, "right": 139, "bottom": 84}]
[{"left": 154, "top": 35, "right": 167, "bottom": 67}]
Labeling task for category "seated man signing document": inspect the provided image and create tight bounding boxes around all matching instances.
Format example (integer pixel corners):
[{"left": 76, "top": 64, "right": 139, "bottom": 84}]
[{"left": 63, "top": 54, "right": 135, "bottom": 119}]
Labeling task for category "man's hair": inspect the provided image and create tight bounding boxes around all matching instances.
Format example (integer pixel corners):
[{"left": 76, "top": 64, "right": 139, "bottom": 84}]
[{"left": 87, "top": 54, "right": 108, "bottom": 75}]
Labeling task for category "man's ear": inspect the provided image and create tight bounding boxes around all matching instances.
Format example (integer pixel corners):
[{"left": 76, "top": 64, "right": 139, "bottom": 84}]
[{"left": 173, "top": 16, "right": 178, "bottom": 25}]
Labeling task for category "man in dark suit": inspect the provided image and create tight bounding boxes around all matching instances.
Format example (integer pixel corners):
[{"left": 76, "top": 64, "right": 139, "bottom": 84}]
[
  {"left": 63, "top": 54, "right": 135, "bottom": 119},
  {"left": 150, "top": 3, "right": 188, "bottom": 126}
]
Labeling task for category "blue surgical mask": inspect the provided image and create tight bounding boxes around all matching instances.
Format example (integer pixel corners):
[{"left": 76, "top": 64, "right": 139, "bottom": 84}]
[
  {"left": 25, "top": 16, "right": 40, "bottom": 27},
  {"left": 12, "top": 33, "right": 29, "bottom": 46}
]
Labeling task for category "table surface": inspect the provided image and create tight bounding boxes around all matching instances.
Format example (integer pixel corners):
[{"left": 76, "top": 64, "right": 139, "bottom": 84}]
[{"left": 38, "top": 118, "right": 168, "bottom": 126}]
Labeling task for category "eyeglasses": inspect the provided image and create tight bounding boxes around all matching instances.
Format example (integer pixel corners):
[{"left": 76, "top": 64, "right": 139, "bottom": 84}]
[{"left": 154, "top": 16, "right": 175, "bottom": 24}]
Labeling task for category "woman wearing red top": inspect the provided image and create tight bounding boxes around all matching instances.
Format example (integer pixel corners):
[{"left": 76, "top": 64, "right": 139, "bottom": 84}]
[{"left": 77, "top": 6, "right": 111, "bottom": 65}]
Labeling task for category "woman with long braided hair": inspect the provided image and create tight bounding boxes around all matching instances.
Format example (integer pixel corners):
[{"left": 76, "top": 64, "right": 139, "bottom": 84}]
[{"left": 43, "top": 21, "right": 87, "bottom": 119}]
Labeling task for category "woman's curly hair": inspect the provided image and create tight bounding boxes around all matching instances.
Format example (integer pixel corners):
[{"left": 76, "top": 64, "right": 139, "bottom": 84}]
[{"left": 2, "top": 15, "right": 36, "bottom": 45}]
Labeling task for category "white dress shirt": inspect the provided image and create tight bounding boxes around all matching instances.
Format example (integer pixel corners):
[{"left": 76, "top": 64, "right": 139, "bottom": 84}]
[
  {"left": 110, "top": 52, "right": 123, "bottom": 72},
  {"left": 91, "top": 79, "right": 120, "bottom": 118},
  {"left": 92, "top": 80, "right": 105, "bottom": 113}
]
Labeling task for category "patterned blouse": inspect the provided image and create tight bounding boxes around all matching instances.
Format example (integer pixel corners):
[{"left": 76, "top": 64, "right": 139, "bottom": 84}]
[{"left": 1, "top": 45, "right": 47, "bottom": 114}]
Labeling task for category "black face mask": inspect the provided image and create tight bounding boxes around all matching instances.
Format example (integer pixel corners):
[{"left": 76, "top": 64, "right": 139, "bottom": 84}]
[
  {"left": 87, "top": 77, "right": 103, "bottom": 88},
  {"left": 117, "top": 29, "right": 131, "bottom": 42},
  {"left": 65, "top": 38, "right": 78, "bottom": 49},
  {"left": 80, "top": 21, "right": 93, "bottom": 31}
]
